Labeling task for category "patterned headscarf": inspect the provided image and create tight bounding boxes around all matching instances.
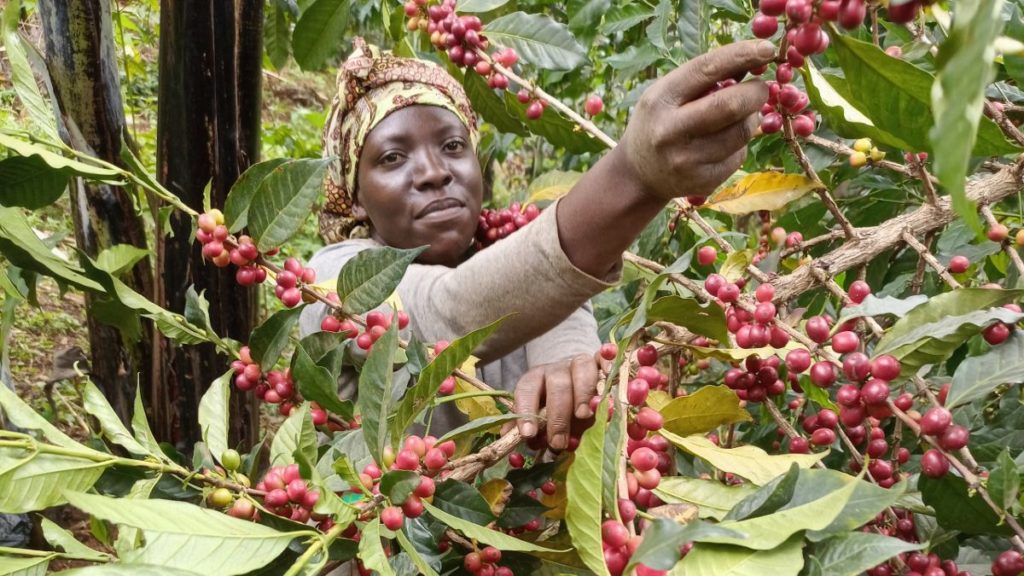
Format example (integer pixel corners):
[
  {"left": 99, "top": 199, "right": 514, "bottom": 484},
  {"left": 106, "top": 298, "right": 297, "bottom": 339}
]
[{"left": 319, "top": 38, "right": 479, "bottom": 244}]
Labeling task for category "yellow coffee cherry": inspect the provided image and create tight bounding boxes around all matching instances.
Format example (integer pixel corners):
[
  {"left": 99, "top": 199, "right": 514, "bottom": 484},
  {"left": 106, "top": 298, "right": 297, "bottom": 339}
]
[
  {"left": 1015, "top": 229, "right": 1024, "bottom": 248},
  {"left": 853, "top": 138, "right": 872, "bottom": 153},
  {"left": 208, "top": 208, "right": 225, "bottom": 225},
  {"left": 849, "top": 151, "right": 868, "bottom": 167},
  {"left": 869, "top": 147, "right": 886, "bottom": 162}
]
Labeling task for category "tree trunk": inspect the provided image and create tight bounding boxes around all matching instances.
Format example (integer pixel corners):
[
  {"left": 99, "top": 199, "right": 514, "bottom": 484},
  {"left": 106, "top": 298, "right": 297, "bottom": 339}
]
[
  {"left": 37, "top": 0, "right": 154, "bottom": 422},
  {"left": 155, "top": 0, "right": 262, "bottom": 450}
]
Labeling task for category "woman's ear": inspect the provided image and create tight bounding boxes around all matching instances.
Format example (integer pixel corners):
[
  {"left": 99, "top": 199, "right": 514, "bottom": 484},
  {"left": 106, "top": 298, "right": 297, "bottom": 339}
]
[{"left": 351, "top": 196, "right": 369, "bottom": 222}]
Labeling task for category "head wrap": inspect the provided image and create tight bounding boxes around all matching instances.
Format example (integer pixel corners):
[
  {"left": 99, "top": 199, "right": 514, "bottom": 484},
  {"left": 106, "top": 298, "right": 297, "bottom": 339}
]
[{"left": 319, "top": 38, "right": 479, "bottom": 244}]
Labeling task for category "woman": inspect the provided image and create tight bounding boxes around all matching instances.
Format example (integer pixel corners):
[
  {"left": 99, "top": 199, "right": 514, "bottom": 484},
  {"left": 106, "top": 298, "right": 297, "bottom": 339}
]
[{"left": 299, "top": 38, "right": 775, "bottom": 444}]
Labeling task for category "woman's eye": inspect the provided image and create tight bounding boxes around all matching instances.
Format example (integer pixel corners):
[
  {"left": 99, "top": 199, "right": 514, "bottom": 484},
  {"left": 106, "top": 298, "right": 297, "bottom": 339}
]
[
  {"left": 444, "top": 140, "right": 466, "bottom": 152},
  {"left": 381, "top": 152, "right": 401, "bottom": 164}
]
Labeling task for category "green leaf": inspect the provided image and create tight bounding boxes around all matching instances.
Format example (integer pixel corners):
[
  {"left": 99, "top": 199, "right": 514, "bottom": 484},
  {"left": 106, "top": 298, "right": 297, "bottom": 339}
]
[
  {"left": 292, "top": 342, "right": 354, "bottom": 418},
  {"left": 380, "top": 470, "right": 422, "bottom": 504},
  {"left": 678, "top": 0, "right": 708, "bottom": 60},
  {"left": 646, "top": 0, "right": 671, "bottom": 51},
  {"left": 81, "top": 380, "right": 150, "bottom": 456},
  {"left": 673, "top": 534, "right": 805, "bottom": 575},
  {"left": 225, "top": 158, "right": 290, "bottom": 233},
  {"left": 395, "top": 528, "right": 439, "bottom": 576},
  {"left": 931, "top": 0, "right": 1007, "bottom": 235},
  {"left": 565, "top": 397, "right": 610, "bottom": 576},
  {"left": 198, "top": 371, "right": 232, "bottom": 462},
  {"left": 0, "top": 384, "right": 105, "bottom": 453},
  {"left": 292, "top": 0, "right": 350, "bottom": 70},
  {"left": 602, "top": 4, "right": 655, "bottom": 34},
  {"left": 0, "top": 554, "right": 52, "bottom": 576},
  {"left": 837, "top": 294, "right": 928, "bottom": 322},
  {"left": 602, "top": 408, "right": 625, "bottom": 516},
  {"left": 40, "top": 517, "right": 110, "bottom": 561},
  {"left": 0, "top": 155, "right": 67, "bottom": 209},
  {"left": 64, "top": 491, "right": 308, "bottom": 576},
  {"left": 458, "top": 0, "right": 510, "bottom": 11},
  {"left": 626, "top": 519, "right": 745, "bottom": 572},
  {"left": 631, "top": 296, "right": 730, "bottom": 344},
  {"left": 988, "top": 448, "right": 1020, "bottom": 513},
  {"left": 132, "top": 384, "right": 163, "bottom": 458},
  {"left": 357, "top": 518, "right": 395, "bottom": 576},
  {"left": 831, "top": 34, "right": 1016, "bottom": 157},
  {"left": 247, "top": 158, "right": 329, "bottom": 252},
  {"left": 337, "top": 246, "right": 425, "bottom": 315},
  {"left": 808, "top": 532, "right": 922, "bottom": 576},
  {"left": 503, "top": 91, "right": 606, "bottom": 154},
  {"left": 264, "top": 2, "right": 292, "bottom": 70},
  {"left": 357, "top": 322, "right": 400, "bottom": 465},
  {"left": 390, "top": 317, "right": 504, "bottom": 443},
  {"left": 0, "top": 134, "right": 122, "bottom": 183},
  {"left": 463, "top": 71, "right": 528, "bottom": 136},
  {"left": 484, "top": 12, "right": 587, "bottom": 71},
  {"left": 332, "top": 453, "right": 370, "bottom": 494},
  {"left": 0, "top": 207, "right": 104, "bottom": 292},
  {"left": 433, "top": 479, "right": 496, "bottom": 525},
  {"left": 54, "top": 566, "right": 202, "bottom": 576},
  {"left": 654, "top": 477, "right": 758, "bottom": 520},
  {"left": 270, "top": 402, "right": 318, "bottom": 467},
  {"left": 920, "top": 472, "right": 1012, "bottom": 536},
  {"left": 422, "top": 500, "right": 569, "bottom": 552},
  {"left": 249, "top": 306, "right": 304, "bottom": 369},
  {"left": 0, "top": 451, "right": 110, "bottom": 513},
  {"left": 660, "top": 385, "right": 752, "bottom": 437},
  {"left": 2, "top": 2, "right": 59, "bottom": 142},
  {"left": 660, "top": 430, "right": 826, "bottom": 486},
  {"left": 725, "top": 464, "right": 800, "bottom": 521},
  {"left": 948, "top": 330, "right": 1024, "bottom": 407},
  {"left": 113, "top": 475, "right": 162, "bottom": 556},
  {"left": 874, "top": 288, "right": 1024, "bottom": 374},
  {"left": 802, "top": 63, "right": 917, "bottom": 151},
  {"left": 95, "top": 244, "right": 150, "bottom": 277},
  {"left": 435, "top": 413, "right": 520, "bottom": 444}
]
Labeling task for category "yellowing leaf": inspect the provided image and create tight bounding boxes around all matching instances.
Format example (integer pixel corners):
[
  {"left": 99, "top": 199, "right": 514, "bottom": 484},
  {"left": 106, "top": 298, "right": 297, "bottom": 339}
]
[
  {"left": 661, "top": 431, "right": 827, "bottom": 486},
  {"left": 707, "top": 172, "right": 819, "bottom": 215},
  {"left": 525, "top": 170, "right": 583, "bottom": 205},
  {"left": 647, "top": 390, "right": 673, "bottom": 412},
  {"left": 660, "top": 385, "right": 752, "bottom": 437},
  {"left": 479, "top": 478, "right": 513, "bottom": 516},
  {"left": 719, "top": 249, "right": 752, "bottom": 282},
  {"left": 453, "top": 376, "right": 501, "bottom": 419}
]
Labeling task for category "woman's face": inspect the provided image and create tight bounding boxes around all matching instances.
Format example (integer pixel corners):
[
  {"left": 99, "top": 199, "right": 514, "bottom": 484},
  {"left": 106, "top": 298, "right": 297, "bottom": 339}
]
[{"left": 353, "top": 105, "right": 483, "bottom": 267}]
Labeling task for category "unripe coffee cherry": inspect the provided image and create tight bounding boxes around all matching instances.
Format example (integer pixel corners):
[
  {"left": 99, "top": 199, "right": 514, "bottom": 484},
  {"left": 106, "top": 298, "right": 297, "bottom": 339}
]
[
  {"left": 208, "top": 487, "right": 233, "bottom": 508},
  {"left": 585, "top": 94, "right": 604, "bottom": 117},
  {"left": 921, "top": 449, "right": 949, "bottom": 478},
  {"left": 919, "top": 407, "right": 953, "bottom": 436},
  {"left": 221, "top": 449, "right": 241, "bottom": 471},
  {"left": 228, "top": 498, "right": 255, "bottom": 519},
  {"left": 381, "top": 506, "right": 404, "bottom": 530}
]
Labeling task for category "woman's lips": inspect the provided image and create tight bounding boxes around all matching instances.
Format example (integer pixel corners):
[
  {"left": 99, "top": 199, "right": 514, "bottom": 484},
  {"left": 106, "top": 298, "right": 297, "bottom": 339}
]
[{"left": 416, "top": 198, "right": 465, "bottom": 219}]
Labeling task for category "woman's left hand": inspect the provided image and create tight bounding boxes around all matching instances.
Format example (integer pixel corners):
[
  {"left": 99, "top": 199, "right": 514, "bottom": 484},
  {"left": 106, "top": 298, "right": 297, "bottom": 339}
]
[{"left": 510, "top": 352, "right": 606, "bottom": 450}]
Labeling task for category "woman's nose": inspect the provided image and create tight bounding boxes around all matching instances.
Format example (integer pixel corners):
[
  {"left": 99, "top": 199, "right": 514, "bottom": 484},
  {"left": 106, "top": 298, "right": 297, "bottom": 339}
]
[{"left": 413, "top": 149, "right": 454, "bottom": 190}]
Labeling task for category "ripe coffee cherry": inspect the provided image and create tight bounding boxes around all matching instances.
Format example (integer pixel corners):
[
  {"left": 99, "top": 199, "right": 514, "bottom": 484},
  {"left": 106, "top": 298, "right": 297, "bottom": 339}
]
[
  {"left": 836, "top": 384, "right": 861, "bottom": 406},
  {"left": 602, "top": 520, "right": 630, "bottom": 548},
  {"left": 585, "top": 94, "right": 604, "bottom": 117},
  {"left": 464, "top": 552, "right": 483, "bottom": 572},
  {"left": 526, "top": 100, "right": 544, "bottom": 120},
  {"left": 754, "top": 302, "right": 776, "bottom": 324},
  {"left": 867, "top": 438, "right": 889, "bottom": 458},
  {"left": 869, "top": 354, "right": 901, "bottom": 381},
  {"left": 508, "top": 452, "right": 525, "bottom": 468},
  {"left": 618, "top": 498, "right": 637, "bottom": 522},
  {"left": 805, "top": 316, "right": 831, "bottom": 343},
  {"left": 831, "top": 331, "right": 860, "bottom": 353},
  {"left": 786, "top": 348, "right": 812, "bottom": 373},
  {"left": 792, "top": 114, "right": 815, "bottom": 137},
  {"left": 424, "top": 447, "right": 447, "bottom": 470},
  {"left": 393, "top": 449, "right": 420, "bottom": 471},
  {"left": 402, "top": 495, "right": 425, "bottom": 518},
  {"left": 718, "top": 283, "right": 740, "bottom": 303},
  {"left": 286, "top": 479, "right": 308, "bottom": 503},
  {"left": 810, "top": 361, "right": 836, "bottom": 388},
  {"left": 984, "top": 323, "right": 1012, "bottom": 345},
  {"left": 697, "top": 245, "right": 718, "bottom": 266},
  {"left": 789, "top": 436, "right": 810, "bottom": 453},
  {"left": 637, "top": 344, "right": 659, "bottom": 366},
  {"left": 848, "top": 280, "right": 871, "bottom": 304},
  {"left": 704, "top": 273, "right": 726, "bottom": 297},
  {"left": 811, "top": 428, "right": 836, "bottom": 446},
  {"left": 627, "top": 378, "right": 650, "bottom": 406},
  {"left": 636, "top": 407, "right": 663, "bottom": 431},
  {"left": 921, "top": 449, "right": 949, "bottom": 478},
  {"left": 761, "top": 112, "right": 783, "bottom": 134},
  {"left": 759, "top": 0, "right": 786, "bottom": 15},
  {"left": 842, "top": 352, "right": 871, "bottom": 382},
  {"left": 754, "top": 283, "right": 775, "bottom": 303},
  {"left": 752, "top": 13, "right": 779, "bottom": 38},
  {"left": 481, "top": 546, "right": 502, "bottom": 564},
  {"left": 381, "top": 506, "right": 404, "bottom": 530},
  {"left": 939, "top": 425, "right": 970, "bottom": 450},
  {"left": 265, "top": 488, "right": 289, "bottom": 508},
  {"left": 860, "top": 379, "right": 890, "bottom": 405},
  {"left": 839, "top": 0, "right": 866, "bottom": 28},
  {"left": 988, "top": 223, "right": 1010, "bottom": 242},
  {"left": 630, "top": 447, "right": 659, "bottom": 472},
  {"left": 992, "top": 550, "right": 1024, "bottom": 576},
  {"left": 919, "top": 407, "right": 953, "bottom": 436},
  {"left": 948, "top": 255, "right": 970, "bottom": 273}
]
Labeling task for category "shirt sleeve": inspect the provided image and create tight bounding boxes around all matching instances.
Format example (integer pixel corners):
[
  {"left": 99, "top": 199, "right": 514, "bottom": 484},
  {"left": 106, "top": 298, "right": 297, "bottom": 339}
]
[{"left": 300, "top": 200, "right": 621, "bottom": 364}]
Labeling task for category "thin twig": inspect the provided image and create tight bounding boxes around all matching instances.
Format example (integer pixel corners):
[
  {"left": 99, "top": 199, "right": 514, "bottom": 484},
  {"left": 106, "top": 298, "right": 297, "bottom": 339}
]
[{"left": 901, "top": 231, "right": 963, "bottom": 289}]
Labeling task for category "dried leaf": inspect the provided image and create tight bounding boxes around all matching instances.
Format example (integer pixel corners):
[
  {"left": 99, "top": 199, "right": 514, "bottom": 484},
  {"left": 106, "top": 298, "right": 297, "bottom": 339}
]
[{"left": 707, "top": 172, "right": 818, "bottom": 215}]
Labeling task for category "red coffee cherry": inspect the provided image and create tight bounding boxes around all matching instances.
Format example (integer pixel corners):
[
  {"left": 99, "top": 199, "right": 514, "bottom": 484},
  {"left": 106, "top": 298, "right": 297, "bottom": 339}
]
[
  {"left": 381, "top": 506, "right": 404, "bottom": 530},
  {"left": 637, "top": 345, "right": 659, "bottom": 366},
  {"left": 602, "top": 520, "right": 630, "bottom": 548},
  {"left": 921, "top": 449, "right": 950, "bottom": 478},
  {"left": 785, "top": 348, "right": 812, "bottom": 373},
  {"left": 948, "top": 255, "right": 969, "bottom": 273},
  {"left": 630, "top": 447, "right": 659, "bottom": 472},
  {"left": 585, "top": 94, "right": 604, "bottom": 117},
  {"left": 939, "top": 425, "right": 970, "bottom": 451},
  {"left": 809, "top": 361, "right": 836, "bottom": 388},
  {"left": 869, "top": 354, "right": 901, "bottom": 381},
  {"left": 984, "top": 322, "right": 1012, "bottom": 345},
  {"left": 919, "top": 407, "right": 952, "bottom": 436},
  {"left": 848, "top": 280, "right": 871, "bottom": 304},
  {"left": 805, "top": 316, "right": 831, "bottom": 343},
  {"left": 697, "top": 245, "right": 718, "bottom": 266}
]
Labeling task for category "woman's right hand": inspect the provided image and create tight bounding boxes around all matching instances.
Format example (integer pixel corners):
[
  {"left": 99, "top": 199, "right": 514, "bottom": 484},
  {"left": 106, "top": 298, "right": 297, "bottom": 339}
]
[{"left": 618, "top": 40, "right": 776, "bottom": 201}]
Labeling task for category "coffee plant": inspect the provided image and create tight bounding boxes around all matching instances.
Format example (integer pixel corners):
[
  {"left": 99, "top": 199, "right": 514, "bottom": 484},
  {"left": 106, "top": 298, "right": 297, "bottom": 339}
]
[{"left": 4, "top": 0, "right": 1024, "bottom": 574}]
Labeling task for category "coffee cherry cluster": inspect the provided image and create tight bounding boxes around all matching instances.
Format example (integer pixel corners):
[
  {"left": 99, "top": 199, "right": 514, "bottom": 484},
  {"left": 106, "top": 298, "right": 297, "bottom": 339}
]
[
  {"left": 475, "top": 203, "right": 542, "bottom": 250},
  {"left": 849, "top": 138, "right": 886, "bottom": 167},
  {"left": 273, "top": 257, "right": 316, "bottom": 308},
  {"left": 725, "top": 355, "right": 787, "bottom": 402},
  {"left": 367, "top": 435, "right": 455, "bottom": 529},
  {"left": 463, "top": 546, "right": 513, "bottom": 576},
  {"left": 322, "top": 309, "right": 411, "bottom": 351},
  {"left": 230, "top": 346, "right": 331, "bottom": 423},
  {"left": 706, "top": 276, "right": 791, "bottom": 351},
  {"left": 869, "top": 549, "right": 965, "bottom": 576},
  {"left": 255, "top": 463, "right": 321, "bottom": 524}
]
